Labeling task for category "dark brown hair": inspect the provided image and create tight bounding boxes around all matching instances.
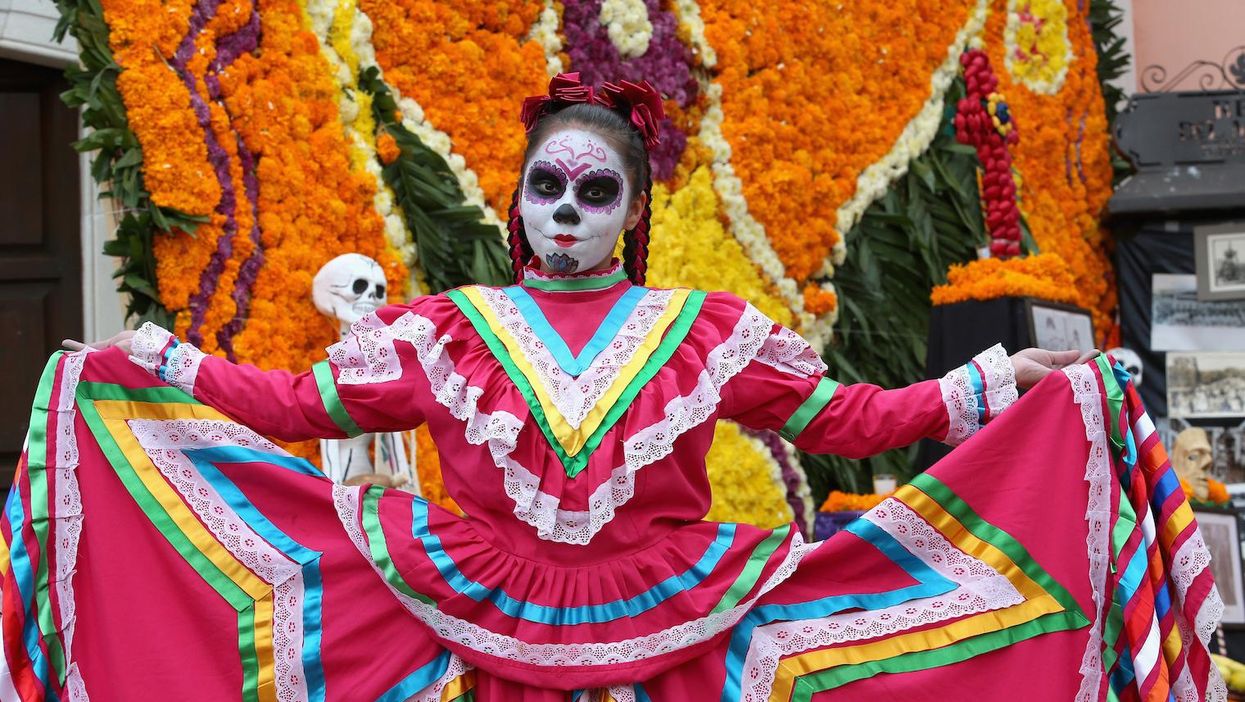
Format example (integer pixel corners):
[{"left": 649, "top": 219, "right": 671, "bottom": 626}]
[{"left": 507, "top": 103, "right": 653, "bottom": 285}]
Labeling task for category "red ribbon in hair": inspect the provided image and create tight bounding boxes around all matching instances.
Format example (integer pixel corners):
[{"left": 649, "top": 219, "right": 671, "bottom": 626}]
[
  {"left": 519, "top": 73, "right": 665, "bottom": 149},
  {"left": 596, "top": 79, "right": 665, "bottom": 149}
]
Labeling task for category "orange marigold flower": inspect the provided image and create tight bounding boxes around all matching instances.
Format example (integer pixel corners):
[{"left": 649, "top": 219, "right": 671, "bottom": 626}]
[
  {"left": 376, "top": 130, "right": 401, "bottom": 165},
  {"left": 802, "top": 284, "right": 838, "bottom": 315}
]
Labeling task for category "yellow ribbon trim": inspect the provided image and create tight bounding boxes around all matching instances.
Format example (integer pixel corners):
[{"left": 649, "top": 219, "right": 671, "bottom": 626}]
[
  {"left": 766, "top": 485, "right": 1064, "bottom": 701},
  {"left": 459, "top": 286, "right": 691, "bottom": 457},
  {"left": 94, "top": 399, "right": 279, "bottom": 702},
  {"left": 440, "top": 670, "right": 476, "bottom": 700}
]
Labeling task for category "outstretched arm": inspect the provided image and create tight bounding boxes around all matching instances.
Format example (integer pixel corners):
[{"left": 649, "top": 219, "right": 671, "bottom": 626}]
[
  {"left": 71, "top": 304, "right": 441, "bottom": 442},
  {"left": 721, "top": 324, "right": 1086, "bottom": 458}
]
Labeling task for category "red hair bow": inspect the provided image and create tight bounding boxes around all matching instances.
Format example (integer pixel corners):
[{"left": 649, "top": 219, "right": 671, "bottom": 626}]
[
  {"left": 519, "top": 73, "right": 665, "bottom": 149},
  {"left": 596, "top": 79, "right": 665, "bottom": 149},
  {"left": 519, "top": 72, "right": 596, "bottom": 134}
]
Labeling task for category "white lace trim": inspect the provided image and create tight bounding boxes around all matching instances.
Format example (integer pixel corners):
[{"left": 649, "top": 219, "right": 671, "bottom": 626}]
[
  {"left": 1062, "top": 364, "right": 1113, "bottom": 702},
  {"left": 737, "top": 498, "right": 1024, "bottom": 699},
  {"left": 163, "top": 343, "right": 206, "bottom": 395},
  {"left": 404, "top": 654, "right": 473, "bottom": 702},
  {"left": 333, "top": 483, "right": 818, "bottom": 666},
  {"left": 53, "top": 351, "right": 89, "bottom": 700},
  {"left": 128, "top": 322, "right": 204, "bottom": 395},
  {"left": 329, "top": 303, "right": 777, "bottom": 545},
  {"left": 938, "top": 343, "right": 1017, "bottom": 446},
  {"left": 128, "top": 418, "right": 310, "bottom": 702},
  {"left": 475, "top": 286, "right": 676, "bottom": 429},
  {"left": 129, "top": 321, "right": 173, "bottom": 370},
  {"left": 753, "top": 326, "right": 827, "bottom": 378}
]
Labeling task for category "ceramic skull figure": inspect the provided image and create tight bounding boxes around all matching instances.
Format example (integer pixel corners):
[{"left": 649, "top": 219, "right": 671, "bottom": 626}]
[
  {"left": 313, "top": 253, "right": 387, "bottom": 332},
  {"left": 1108, "top": 347, "right": 1143, "bottom": 387},
  {"left": 311, "top": 253, "right": 417, "bottom": 492}
]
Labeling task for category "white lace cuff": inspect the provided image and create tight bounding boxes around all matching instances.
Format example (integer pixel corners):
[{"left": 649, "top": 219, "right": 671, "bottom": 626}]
[
  {"left": 937, "top": 343, "right": 1017, "bottom": 447},
  {"left": 128, "top": 322, "right": 206, "bottom": 396}
]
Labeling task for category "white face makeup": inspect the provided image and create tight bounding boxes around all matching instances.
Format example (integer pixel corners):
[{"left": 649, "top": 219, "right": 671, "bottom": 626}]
[{"left": 520, "top": 129, "right": 633, "bottom": 275}]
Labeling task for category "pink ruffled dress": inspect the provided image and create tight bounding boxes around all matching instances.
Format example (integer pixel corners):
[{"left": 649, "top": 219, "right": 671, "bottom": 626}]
[{"left": 109, "top": 260, "right": 1016, "bottom": 698}]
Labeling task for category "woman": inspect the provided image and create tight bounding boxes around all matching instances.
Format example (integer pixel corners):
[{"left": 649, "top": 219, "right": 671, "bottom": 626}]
[{"left": 25, "top": 75, "right": 1211, "bottom": 702}]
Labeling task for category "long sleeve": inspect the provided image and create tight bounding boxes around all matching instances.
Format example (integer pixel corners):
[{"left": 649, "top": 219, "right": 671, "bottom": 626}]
[
  {"left": 720, "top": 325, "right": 1017, "bottom": 458},
  {"left": 127, "top": 302, "right": 439, "bottom": 442}
]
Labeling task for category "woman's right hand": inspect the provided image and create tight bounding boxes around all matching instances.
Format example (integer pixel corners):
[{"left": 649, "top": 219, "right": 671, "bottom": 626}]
[{"left": 62, "top": 330, "right": 138, "bottom": 355}]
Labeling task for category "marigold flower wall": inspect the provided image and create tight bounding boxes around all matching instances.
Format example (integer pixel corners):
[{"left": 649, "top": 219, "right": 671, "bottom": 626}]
[{"left": 81, "top": 0, "right": 1117, "bottom": 523}]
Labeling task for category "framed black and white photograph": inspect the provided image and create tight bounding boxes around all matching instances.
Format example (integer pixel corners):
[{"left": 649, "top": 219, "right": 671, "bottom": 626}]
[
  {"left": 1196, "top": 222, "right": 1245, "bottom": 302},
  {"left": 1167, "top": 352, "right": 1245, "bottom": 419},
  {"left": 1150, "top": 273, "right": 1245, "bottom": 351},
  {"left": 1027, "top": 300, "right": 1095, "bottom": 353},
  {"left": 1193, "top": 508, "right": 1245, "bottom": 625}
]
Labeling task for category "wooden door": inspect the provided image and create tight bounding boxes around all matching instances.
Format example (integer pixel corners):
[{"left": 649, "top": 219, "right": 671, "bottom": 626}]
[{"left": 0, "top": 58, "right": 83, "bottom": 486}]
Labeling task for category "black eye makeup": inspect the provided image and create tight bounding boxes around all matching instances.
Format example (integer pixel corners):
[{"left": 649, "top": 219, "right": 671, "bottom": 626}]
[
  {"left": 523, "top": 160, "right": 567, "bottom": 205},
  {"left": 576, "top": 169, "right": 624, "bottom": 214}
]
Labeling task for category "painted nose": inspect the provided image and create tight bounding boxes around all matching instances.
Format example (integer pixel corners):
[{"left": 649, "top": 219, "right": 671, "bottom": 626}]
[{"left": 552, "top": 203, "right": 580, "bottom": 225}]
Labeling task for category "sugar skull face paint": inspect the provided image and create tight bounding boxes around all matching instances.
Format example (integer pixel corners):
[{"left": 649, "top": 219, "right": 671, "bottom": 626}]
[{"left": 520, "top": 129, "right": 635, "bottom": 274}]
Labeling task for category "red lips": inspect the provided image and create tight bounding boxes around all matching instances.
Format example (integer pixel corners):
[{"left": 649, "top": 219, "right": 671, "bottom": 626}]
[{"left": 553, "top": 234, "right": 577, "bottom": 248}]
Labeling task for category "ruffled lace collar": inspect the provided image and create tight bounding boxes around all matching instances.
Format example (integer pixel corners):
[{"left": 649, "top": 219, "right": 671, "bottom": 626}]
[{"left": 520, "top": 259, "right": 628, "bottom": 292}]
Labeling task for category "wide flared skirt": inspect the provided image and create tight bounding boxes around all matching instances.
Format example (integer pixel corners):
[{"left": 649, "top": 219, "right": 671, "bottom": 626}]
[{"left": 0, "top": 350, "right": 1222, "bottom": 701}]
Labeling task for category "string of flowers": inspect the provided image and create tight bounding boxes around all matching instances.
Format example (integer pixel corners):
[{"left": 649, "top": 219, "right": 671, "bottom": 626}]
[
  {"left": 955, "top": 47, "right": 1024, "bottom": 259},
  {"left": 932, "top": 0, "right": 1116, "bottom": 342}
]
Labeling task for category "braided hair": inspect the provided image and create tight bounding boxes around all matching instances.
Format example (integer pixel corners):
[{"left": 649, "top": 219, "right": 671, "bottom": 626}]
[{"left": 508, "top": 103, "right": 653, "bottom": 285}]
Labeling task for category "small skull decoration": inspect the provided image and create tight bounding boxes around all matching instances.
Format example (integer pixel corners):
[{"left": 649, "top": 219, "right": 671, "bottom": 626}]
[
  {"left": 310, "top": 253, "right": 418, "bottom": 492},
  {"left": 312, "top": 253, "right": 387, "bottom": 333},
  {"left": 1107, "top": 347, "right": 1143, "bottom": 387}
]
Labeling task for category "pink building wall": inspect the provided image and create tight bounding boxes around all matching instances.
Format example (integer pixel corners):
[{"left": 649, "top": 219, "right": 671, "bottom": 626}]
[{"left": 1131, "top": 0, "right": 1245, "bottom": 93}]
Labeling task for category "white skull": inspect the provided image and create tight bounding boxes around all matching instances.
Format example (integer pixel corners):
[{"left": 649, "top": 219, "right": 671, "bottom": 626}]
[
  {"left": 1108, "top": 347, "right": 1143, "bottom": 387},
  {"left": 312, "top": 253, "right": 387, "bottom": 327}
]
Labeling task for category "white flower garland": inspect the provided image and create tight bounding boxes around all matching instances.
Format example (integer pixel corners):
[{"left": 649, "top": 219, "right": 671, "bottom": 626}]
[
  {"left": 303, "top": 0, "right": 415, "bottom": 267},
  {"left": 671, "top": 0, "right": 716, "bottom": 68},
  {"left": 599, "top": 0, "right": 653, "bottom": 59},
  {"left": 526, "top": 0, "right": 565, "bottom": 78},
  {"left": 345, "top": 13, "right": 505, "bottom": 234},
  {"left": 831, "top": 0, "right": 990, "bottom": 248},
  {"left": 697, "top": 80, "right": 825, "bottom": 350}
]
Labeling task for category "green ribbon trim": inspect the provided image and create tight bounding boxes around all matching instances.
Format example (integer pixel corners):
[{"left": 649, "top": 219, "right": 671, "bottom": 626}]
[
  {"left": 447, "top": 288, "right": 573, "bottom": 471},
  {"left": 910, "top": 473, "right": 1084, "bottom": 615},
  {"left": 789, "top": 473, "right": 1088, "bottom": 696},
  {"left": 447, "top": 287, "right": 707, "bottom": 478},
  {"left": 360, "top": 486, "right": 435, "bottom": 605},
  {"left": 1095, "top": 355, "right": 1126, "bottom": 456},
  {"left": 712, "top": 524, "right": 790, "bottom": 614},
  {"left": 312, "top": 361, "right": 363, "bottom": 438},
  {"left": 23, "top": 352, "right": 67, "bottom": 683},
  {"left": 521, "top": 268, "right": 628, "bottom": 292},
  {"left": 238, "top": 606, "right": 261, "bottom": 702},
  {"left": 791, "top": 607, "right": 1088, "bottom": 699},
  {"left": 75, "top": 383, "right": 253, "bottom": 611},
  {"left": 778, "top": 376, "right": 840, "bottom": 442}
]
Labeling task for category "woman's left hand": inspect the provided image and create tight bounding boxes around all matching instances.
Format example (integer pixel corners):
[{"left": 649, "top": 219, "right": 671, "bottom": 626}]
[{"left": 1010, "top": 347, "right": 1100, "bottom": 390}]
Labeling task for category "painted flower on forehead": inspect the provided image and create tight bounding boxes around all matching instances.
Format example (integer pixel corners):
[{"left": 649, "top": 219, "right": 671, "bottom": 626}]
[
  {"left": 520, "top": 72, "right": 597, "bottom": 134},
  {"left": 596, "top": 79, "right": 665, "bottom": 149}
]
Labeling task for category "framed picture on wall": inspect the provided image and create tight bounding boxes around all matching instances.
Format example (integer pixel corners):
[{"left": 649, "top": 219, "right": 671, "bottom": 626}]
[
  {"left": 1193, "top": 508, "right": 1245, "bottom": 625},
  {"left": 1195, "top": 222, "right": 1245, "bottom": 302},
  {"left": 1026, "top": 300, "right": 1095, "bottom": 352},
  {"left": 1166, "top": 352, "right": 1245, "bottom": 418}
]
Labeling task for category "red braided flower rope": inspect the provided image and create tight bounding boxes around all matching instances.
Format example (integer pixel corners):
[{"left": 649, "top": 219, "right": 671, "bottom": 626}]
[{"left": 954, "top": 49, "right": 1022, "bottom": 259}]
